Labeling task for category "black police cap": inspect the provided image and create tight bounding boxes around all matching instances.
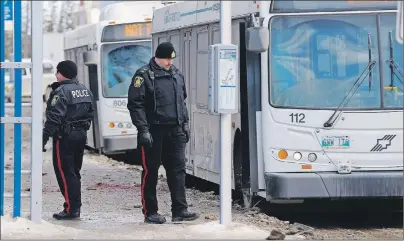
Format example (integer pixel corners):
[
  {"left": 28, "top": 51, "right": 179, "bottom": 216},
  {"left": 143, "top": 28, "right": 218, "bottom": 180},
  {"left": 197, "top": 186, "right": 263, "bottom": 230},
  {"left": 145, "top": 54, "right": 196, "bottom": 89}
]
[
  {"left": 155, "top": 42, "right": 176, "bottom": 59},
  {"left": 57, "top": 60, "right": 77, "bottom": 79}
]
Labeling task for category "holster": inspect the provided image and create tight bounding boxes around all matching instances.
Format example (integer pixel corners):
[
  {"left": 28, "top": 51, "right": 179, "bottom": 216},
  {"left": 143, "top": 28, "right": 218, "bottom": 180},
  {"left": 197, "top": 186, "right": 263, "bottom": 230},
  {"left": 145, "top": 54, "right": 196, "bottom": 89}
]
[{"left": 61, "top": 121, "right": 91, "bottom": 136}]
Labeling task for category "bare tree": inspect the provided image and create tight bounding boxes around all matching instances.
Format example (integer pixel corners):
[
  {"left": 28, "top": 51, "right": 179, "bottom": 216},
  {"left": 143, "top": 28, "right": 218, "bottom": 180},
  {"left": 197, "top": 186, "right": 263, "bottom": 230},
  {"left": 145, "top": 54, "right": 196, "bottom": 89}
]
[
  {"left": 58, "top": 1, "right": 78, "bottom": 33},
  {"left": 21, "top": 1, "right": 31, "bottom": 35},
  {"left": 43, "top": 4, "right": 53, "bottom": 33},
  {"left": 20, "top": 1, "right": 31, "bottom": 58},
  {"left": 43, "top": 1, "right": 58, "bottom": 33},
  {"left": 49, "top": 1, "right": 59, "bottom": 32}
]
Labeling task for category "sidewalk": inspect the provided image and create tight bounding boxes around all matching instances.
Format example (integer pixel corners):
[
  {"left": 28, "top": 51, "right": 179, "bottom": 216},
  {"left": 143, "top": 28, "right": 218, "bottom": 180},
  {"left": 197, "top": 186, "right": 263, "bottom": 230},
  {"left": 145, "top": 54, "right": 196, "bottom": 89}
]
[{"left": 2, "top": 143, "right": 270, "bottom": 239}]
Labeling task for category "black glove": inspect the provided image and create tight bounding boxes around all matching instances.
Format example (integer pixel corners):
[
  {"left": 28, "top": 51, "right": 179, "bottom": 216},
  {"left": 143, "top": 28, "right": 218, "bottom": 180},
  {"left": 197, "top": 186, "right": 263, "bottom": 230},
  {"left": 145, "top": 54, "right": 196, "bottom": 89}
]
[
  {"left": 43, "top": 134, "right": 49, "bottom": 152},
  {"left": 137, "top": 130, "right": 153, "bottom": 148},
  {"left": 182, "top": 123, "right": 190, "bottom": 143}
]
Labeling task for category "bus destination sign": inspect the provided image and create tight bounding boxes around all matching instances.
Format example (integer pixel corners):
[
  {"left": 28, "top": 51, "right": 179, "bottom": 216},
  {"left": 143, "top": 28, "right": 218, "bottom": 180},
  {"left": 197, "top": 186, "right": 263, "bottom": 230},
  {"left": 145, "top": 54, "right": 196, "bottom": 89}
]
[{"left": 101, "top": 22, "right": 152, "bottom": 42}]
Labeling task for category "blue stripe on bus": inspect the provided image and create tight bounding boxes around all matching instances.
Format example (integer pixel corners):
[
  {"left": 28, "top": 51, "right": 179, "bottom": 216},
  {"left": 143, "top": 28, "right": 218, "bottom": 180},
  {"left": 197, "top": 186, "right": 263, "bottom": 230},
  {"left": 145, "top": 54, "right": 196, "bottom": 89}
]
[{"left": 180, "top": 7, "right": 213, "bottom": 17}]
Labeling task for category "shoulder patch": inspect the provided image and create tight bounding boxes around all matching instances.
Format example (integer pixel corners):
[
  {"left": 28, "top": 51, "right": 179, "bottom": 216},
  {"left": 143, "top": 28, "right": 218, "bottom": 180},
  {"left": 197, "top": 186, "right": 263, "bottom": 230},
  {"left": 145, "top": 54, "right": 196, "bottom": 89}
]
[
  {"left": 51, "top": 95, "right": 59, "bottom": 106},
  {"left": 133, "top": 76, "right": 144, "bottom": 88}
]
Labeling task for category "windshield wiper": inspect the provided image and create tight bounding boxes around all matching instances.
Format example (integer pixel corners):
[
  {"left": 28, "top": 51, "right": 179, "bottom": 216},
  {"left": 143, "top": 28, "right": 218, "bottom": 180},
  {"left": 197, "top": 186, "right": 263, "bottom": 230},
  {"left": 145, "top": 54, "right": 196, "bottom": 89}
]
[
  {"left": 323, "top": 33, "right": 376, "bottom": 128},
  {"left": 385, "top": 31, "right": 403, "bottom": 89},
  {"left": 368, "top": 33, "right": 373, "bottom": 92}
]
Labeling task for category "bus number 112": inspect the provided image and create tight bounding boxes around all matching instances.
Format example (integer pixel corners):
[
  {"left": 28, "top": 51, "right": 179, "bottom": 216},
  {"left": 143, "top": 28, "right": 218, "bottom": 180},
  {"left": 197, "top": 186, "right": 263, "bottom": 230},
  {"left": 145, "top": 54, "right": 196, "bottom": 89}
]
[{"left": 289, "top": 113, "right": 305, "bottom": 123}]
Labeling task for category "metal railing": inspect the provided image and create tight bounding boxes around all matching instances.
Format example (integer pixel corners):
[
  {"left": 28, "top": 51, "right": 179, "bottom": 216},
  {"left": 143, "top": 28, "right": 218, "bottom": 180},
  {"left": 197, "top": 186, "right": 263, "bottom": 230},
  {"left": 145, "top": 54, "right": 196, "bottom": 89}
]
[{"left": 0, "top": 0, "right": 43, "bottom": 223}]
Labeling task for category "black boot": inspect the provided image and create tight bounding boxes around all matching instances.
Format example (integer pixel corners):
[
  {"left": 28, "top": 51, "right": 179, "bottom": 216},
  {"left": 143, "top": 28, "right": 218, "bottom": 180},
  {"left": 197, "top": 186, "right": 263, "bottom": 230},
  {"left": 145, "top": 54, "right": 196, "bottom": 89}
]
[
  {"left": 172, "top": 209, "right": 199, "bottom": 222},
  {"left": 53, "top": 210, "right": 80, "bottom": 220},
  {"left": 144, "top": 213, "right": 166, "bottom": 224}
]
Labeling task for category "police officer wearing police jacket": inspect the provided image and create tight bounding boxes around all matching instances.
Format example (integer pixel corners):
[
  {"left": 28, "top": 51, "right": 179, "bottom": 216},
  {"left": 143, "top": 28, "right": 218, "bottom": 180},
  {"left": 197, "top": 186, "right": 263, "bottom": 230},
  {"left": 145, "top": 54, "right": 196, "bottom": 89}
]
[
  {"left": 42, "top": 60, "right": 94, "bottom": 220},
  {"left": 127, "top": 42, "right": 199, "bottom": 224}
]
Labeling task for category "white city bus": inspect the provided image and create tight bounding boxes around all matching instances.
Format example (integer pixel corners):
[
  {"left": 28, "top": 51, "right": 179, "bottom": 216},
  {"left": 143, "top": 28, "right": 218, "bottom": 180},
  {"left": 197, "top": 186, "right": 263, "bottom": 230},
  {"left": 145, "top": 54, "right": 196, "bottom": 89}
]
[
  {"left": 63, "top": 1, "right": 165, "bottom": 155},
  {"left": 151, "top": 0, "right": 403, "bottom": 207}
]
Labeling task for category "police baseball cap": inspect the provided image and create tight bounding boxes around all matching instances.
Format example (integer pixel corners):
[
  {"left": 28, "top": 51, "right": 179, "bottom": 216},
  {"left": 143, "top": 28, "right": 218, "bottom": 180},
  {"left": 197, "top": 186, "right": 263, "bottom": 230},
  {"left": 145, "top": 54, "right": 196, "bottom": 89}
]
[
  {"left": 57, "top": 60, "right": 77, "bottom": 79},
  {"left": 155, "top": 42, "right": 176, "bottom": 59}
]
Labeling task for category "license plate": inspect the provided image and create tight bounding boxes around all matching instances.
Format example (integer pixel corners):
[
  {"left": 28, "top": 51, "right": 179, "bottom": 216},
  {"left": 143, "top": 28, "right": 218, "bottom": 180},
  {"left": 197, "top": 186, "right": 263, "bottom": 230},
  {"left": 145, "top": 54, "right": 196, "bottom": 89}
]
[{"left": 321, "top": 136, "right": 350, "bottom": 149}]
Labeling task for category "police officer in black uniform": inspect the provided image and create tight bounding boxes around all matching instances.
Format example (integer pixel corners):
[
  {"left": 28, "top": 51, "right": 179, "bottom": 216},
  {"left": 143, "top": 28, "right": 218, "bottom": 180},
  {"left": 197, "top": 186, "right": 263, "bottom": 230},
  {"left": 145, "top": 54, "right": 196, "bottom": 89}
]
[
  {"left": 42, "top": 60, "right": 94, "bottom": 220},
  {"left": 127, "top": 42, "right": 199, "bottom": 224}
]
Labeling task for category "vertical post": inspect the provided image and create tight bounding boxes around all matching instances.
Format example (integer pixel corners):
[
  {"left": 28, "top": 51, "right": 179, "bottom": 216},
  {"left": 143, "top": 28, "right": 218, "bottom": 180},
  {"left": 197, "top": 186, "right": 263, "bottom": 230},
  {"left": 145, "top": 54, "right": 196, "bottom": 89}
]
[
  {"left": 0, "top": 0, "right": 5, "bottom": 217},
  {"left": 30, "top": 0, "right": 43, "bottom": 223},
  {"left": 13, "top": 0, "right": 22, "bottom": 218},
  {"left": 219, "top": 0, "right": 232, "bottom": 225}
]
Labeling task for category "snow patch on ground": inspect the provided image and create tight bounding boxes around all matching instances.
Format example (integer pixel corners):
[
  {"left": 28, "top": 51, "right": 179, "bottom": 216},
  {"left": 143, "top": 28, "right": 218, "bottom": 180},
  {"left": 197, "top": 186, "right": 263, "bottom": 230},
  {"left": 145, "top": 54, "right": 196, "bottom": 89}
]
[
  {"left": 187, "top": 221, "right": 269, "bottom": 239},
  {"left": 1, "top": 213, "right": 269, "bottom": 239},
  {"left": 1, "top": 213, "right": 96, "bottom": 239}
]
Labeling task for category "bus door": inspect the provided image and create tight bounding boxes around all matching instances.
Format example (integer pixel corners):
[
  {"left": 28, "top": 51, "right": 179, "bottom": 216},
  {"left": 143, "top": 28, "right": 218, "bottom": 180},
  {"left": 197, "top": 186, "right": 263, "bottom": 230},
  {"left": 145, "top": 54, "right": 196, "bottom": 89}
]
[
  {"left": 89, "top": 63, "right": 102, "bottom": 151},
  {"left": 83, "top": 50, "right": 102, "bottom": 152}
]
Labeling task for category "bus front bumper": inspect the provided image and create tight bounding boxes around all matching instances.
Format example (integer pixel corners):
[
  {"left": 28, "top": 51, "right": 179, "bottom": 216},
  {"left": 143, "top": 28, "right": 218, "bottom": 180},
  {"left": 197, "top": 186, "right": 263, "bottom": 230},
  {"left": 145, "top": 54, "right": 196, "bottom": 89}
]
[
  {"left": 265, "top": 171, "right": 403, "bottom": 200},
  {"left": 103, "top": 135, "right": 137, "bottom": 154}
]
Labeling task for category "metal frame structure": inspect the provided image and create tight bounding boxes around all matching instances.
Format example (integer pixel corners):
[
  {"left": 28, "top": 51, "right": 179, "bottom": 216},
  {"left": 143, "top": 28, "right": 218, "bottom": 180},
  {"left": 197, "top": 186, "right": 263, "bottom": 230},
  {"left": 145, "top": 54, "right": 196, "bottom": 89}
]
[{"left": 0, "top": 0, "right": 43, "bottom": 223}]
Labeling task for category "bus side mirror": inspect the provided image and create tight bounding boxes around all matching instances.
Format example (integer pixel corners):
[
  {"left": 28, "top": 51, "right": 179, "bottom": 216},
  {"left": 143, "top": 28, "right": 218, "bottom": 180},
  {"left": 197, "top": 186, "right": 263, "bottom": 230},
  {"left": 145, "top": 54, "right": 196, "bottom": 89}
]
[
  {"left": 84, "top": 51, "right": 98, "bottom": 66},
  {"left": 396, "top": 0, "right": 403, "bottom": 44},
  {"left": 245, "top": 26, "right": 269, "bottom": 53}
]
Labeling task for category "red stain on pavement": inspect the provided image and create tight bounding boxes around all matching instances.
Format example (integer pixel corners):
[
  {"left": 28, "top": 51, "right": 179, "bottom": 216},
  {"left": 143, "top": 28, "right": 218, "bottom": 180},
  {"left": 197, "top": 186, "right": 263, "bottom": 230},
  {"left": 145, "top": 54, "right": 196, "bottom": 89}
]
[{"left": 86, "top": 182, "right": 140, "bottom": 190}]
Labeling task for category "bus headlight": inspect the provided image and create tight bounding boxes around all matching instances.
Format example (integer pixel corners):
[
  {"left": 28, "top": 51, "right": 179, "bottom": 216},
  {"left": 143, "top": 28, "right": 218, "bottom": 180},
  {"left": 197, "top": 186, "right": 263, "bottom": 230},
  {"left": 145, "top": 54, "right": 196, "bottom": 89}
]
[
  {"left": 126, "top": 123, "right": 132, "bottom": 128},
  {"left": 308, "top": 153, "right": 317, "bottom": 162},
  {"left": 293, "top": 152, "right": 302, "bottom": 161},
  {"left": 117, "top": 123, "right": 123, "bottom": 128}
]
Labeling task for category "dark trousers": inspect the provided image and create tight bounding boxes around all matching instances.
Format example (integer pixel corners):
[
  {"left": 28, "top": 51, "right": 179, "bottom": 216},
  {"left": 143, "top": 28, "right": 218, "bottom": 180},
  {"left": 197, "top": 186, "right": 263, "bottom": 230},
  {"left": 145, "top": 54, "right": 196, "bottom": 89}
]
[
  {"left": 140, "top": 124, "right": 188, "bottom": 216},
  {"left": 52, "top": 129, "right": 87, "bottom": 213}
]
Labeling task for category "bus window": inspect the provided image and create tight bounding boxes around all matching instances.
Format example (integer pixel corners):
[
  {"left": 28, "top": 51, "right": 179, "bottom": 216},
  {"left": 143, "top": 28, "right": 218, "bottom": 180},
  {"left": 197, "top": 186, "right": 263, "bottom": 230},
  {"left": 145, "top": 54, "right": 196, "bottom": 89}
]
[
  {"left": 269, "top": 14, "right": 381, "bottom": 109},
  {"left": 101, "top": 41, "right": 152, "bottom": 98},
  {"left": 379, "top": 14, "right": 404, "bottom": 108}
]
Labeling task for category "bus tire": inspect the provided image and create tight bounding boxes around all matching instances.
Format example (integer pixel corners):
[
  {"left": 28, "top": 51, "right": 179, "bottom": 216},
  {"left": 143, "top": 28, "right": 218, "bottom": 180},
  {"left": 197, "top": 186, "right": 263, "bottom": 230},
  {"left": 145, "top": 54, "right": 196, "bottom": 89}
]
[{"left": 233, "top": 128, "right": 253, "bottom": 209}]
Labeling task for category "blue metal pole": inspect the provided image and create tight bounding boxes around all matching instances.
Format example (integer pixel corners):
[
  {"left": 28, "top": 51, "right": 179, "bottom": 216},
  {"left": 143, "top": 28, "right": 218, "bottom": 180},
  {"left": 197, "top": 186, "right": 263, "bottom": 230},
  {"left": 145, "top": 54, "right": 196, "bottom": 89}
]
[
  {"left": 13, "top": 0, "right": 22, "bottom": 218},
  {"left": 0, "top": 0, "right": 6, "bottom": 217}
]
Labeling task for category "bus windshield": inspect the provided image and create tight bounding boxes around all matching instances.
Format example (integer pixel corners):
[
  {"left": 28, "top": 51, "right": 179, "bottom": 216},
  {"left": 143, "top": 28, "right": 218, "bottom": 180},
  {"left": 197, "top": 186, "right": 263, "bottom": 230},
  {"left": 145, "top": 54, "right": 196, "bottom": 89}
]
[
  {"left": 269, "top": 13, "right": 403, "bottom": 109},
  {"left": 101, "top": 41, "right": 152, "bottom": 98}
]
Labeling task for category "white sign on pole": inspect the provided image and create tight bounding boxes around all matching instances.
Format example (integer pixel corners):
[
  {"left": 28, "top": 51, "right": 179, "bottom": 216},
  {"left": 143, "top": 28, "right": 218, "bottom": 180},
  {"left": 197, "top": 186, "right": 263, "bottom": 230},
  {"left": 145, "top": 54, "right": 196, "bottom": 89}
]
[
  {"left": 218, "top": 48, "right": 238, "bottom": 112},
  {"left": 396, "top": 0, "right": 403, "bottom": 44},
  {"left": 208, "top": 44, "right": 239, "bottom": 114}
]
